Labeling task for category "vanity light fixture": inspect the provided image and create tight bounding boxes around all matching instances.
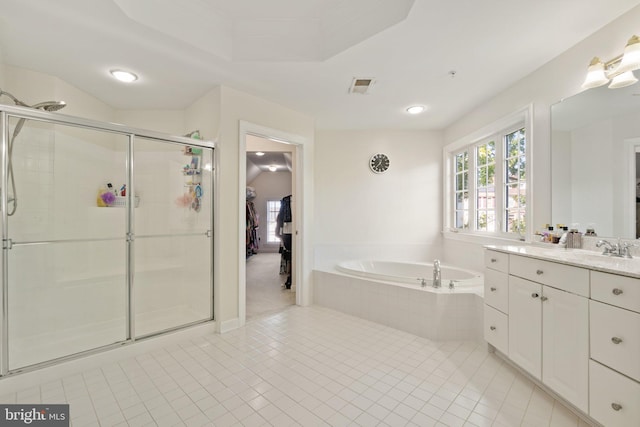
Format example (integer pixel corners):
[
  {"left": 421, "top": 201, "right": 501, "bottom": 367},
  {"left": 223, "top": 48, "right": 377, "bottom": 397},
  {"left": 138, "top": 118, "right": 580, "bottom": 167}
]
[
  {"left": 582, "top": 35, "right": 640, "bottom": 89},
  {"left": 406, "top": 105, "right": 425, "bottom": 115},
  {"left": 110, "top": 69, "right": 138, "bottom": 83}
]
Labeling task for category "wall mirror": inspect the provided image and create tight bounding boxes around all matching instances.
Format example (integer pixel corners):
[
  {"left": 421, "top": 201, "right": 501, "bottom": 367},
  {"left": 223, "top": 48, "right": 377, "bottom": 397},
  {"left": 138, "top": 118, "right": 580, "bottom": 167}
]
[{"left": 551, "top": 83, "right": 640, "bottom": 239}]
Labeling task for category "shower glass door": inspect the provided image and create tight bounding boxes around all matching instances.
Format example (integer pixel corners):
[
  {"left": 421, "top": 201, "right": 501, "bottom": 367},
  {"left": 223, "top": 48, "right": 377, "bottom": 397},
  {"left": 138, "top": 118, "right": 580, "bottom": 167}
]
[
  {"left": 132, "top": 138, "right": 213, "bottom": 337},
  {"left": 5, "top": 117, "right": 129, "bottom": 370}
]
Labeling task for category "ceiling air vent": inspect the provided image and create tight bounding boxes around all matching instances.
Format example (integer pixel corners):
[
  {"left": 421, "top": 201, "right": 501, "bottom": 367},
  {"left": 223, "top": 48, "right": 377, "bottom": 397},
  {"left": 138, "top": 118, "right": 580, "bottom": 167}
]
[{"left": 349, "top": 77, "right": 376, "bottom": 94}]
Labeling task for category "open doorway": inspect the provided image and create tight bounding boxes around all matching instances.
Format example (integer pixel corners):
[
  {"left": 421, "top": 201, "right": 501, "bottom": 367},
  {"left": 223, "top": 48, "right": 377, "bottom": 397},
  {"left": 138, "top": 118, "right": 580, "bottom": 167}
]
[{"left": 245, "top": 135, "right": 297, "bottom": 320}]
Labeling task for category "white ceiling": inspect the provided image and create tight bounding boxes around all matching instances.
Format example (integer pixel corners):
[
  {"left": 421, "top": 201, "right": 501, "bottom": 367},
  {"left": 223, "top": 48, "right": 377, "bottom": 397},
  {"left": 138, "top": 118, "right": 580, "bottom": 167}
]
[{"left": 0, "top": 0, "right": 638, "bottom": 130}]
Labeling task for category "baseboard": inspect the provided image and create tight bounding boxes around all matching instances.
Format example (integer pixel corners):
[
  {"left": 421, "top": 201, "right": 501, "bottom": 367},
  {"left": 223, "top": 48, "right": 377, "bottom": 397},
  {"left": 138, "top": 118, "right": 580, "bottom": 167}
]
[{"left": 219, "top": 317, "right": 240, "bottom": 333}]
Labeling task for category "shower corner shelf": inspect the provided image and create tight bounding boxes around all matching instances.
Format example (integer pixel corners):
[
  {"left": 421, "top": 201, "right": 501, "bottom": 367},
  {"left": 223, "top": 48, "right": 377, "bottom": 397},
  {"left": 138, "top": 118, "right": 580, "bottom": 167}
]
[{"left": 108, "top": 196, "right": 140, "bottom": 208}]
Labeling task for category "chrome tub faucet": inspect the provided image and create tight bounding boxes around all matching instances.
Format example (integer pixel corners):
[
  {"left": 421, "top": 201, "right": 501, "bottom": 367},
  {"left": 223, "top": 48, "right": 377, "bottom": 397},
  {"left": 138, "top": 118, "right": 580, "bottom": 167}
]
[{"left": 433, "top": 259, "right": 441, "bottom": 288}]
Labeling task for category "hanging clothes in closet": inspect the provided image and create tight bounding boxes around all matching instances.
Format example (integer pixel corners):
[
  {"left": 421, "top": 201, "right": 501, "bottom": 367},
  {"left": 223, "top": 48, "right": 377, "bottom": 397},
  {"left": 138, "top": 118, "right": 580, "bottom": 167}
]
[
  {"left": 277, "top": 195, "right": 292, "bottom": 288},
  {"left": 246, "top": 187, "right": 259, "bottom": 257}
]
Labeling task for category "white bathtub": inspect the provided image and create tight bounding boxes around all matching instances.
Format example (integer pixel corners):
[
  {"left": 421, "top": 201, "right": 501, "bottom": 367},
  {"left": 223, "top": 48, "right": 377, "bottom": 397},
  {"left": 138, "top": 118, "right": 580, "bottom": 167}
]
[
  {"left": 314, "top": 260, "right": 484, "bottom": 341},
  {"left": 336, "top": 260, "right": 483, "bottom": 290}
]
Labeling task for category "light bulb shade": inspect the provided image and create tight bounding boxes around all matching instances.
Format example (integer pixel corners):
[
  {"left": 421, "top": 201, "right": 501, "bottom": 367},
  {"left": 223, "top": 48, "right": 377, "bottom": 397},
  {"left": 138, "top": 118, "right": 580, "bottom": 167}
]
[
  {"left": 613, "top": 35, "right": 640, "bottom": 74},
  {"left": 406, "top": 105, "right": 425, "bottom": 114},
  {"left": 110, "top": 69, "right": 138, "bottom": 83},
  {"left": 581, "top": 57, "right": 609, "bottom": 89},
  {"left": 608, "top": 70, "right": 638, "bottom": 89}
]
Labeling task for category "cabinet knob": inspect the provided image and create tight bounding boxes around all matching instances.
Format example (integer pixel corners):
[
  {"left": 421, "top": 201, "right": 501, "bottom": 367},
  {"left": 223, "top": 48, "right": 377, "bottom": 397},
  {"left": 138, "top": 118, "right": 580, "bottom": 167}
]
[
  {"left": 611, "top": 337, "right": 623, "bottom": 345},
  {"left": 491, "top": 258, "right": 497, "bottom": 263},
  {"left": 612, "top": 288, "right": 623, "bottom": 295},
  {"left": 536, "top": 269, "right": 543, "bottom": 275},
  {"left": 540, "top": 296, "right": 548, "bottom": 301},
  {"left": 490, "top": 326, "right": 496, "bottom": 331},
  {"left": 611, "top": 403, "right": 622, "bottom": 411},
  {"left": 531, "top": 292, "right": 539, "bottom": 298},
  {"left": 490, "top": 287, "right": 497, "bottom": 292}
]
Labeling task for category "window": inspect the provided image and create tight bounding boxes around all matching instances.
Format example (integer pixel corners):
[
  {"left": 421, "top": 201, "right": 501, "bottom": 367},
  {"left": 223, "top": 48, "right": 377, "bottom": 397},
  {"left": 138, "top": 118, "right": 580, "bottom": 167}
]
[
  {"left": 504, "top": 128, "right": 526, "bottom": 234},
  {"left": 453, "top": 151, "right": 469, "bottom": 229},
  {"left": 446, "top": 116, "right": 528, "bottom": 239},
  {"left": 266, "top": 200, "right": 281, "bottom": 243},
  {"left": 476, "top": 140, "right": 496, "bottom": 232}
]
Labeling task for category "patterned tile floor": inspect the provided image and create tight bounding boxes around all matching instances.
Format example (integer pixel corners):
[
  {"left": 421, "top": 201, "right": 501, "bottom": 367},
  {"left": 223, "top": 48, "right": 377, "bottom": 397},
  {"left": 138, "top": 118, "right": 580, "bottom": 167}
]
[{"left": 0, "top": 306, "right": 593, "bottom": 426}]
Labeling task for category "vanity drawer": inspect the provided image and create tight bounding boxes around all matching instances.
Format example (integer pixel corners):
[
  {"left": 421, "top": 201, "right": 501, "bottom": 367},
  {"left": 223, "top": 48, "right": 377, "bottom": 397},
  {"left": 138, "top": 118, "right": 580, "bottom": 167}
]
[
  {"left": 484, "top": 269, "right": 508, "bottom": 313},
  {"left": 509, "top": 255, "right": 589, "bottom": 297},
  {"left": 590, "top": 300, "right": 640, "bottom": 381},
  {"left": 485, "top": 250, "right": 509, "bottom": 273},
  {"left": 591, "top": 271, "right": 640, "bottom": 314},
  {"left": 484, "top": 305, "right": 508, "bottom": 355},
  {"left": 589, "top": 359, "right": 640, "bottom": 427}
]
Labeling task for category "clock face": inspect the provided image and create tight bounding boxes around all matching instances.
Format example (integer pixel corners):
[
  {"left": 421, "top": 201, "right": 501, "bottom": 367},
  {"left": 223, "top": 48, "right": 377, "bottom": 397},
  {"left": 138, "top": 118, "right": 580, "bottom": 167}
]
[{"left": 369, "top": 153, "right": 390, "bottom": 173}]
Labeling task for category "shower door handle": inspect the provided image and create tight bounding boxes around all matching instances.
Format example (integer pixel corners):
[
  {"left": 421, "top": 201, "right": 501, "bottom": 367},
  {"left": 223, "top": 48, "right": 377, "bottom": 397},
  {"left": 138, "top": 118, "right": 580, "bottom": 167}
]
[{"left": 2, "top": 239, "right": 12, "bottom": 250}]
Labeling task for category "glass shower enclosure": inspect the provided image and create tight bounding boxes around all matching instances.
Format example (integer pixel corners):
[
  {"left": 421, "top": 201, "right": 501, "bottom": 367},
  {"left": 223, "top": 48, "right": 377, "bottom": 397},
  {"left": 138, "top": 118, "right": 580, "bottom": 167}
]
[{"left": 0, "top": 105, "right": 214, "bottom": 374}]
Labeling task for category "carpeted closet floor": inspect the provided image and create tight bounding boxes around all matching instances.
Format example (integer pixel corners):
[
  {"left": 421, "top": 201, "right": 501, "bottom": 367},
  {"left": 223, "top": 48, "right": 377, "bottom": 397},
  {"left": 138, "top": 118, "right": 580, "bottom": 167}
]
[{"left": 246, "top": 252, "right": 295, "bottom": 320}]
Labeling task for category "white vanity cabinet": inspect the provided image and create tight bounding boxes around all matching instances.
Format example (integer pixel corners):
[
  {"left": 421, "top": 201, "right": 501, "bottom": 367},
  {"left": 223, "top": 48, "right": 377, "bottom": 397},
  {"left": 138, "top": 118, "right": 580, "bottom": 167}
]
[
  {"left": 484, "top": 246, "right": 640, "bottom": 426},
  {"left": 484, "top": 250, "right": 509, "bottom": 354},
  {"left": 507, "top": 259, "right": 589, "bottom": 411},
  {"left": 589, "top": 271, "right": 640, "bottom": 427}
]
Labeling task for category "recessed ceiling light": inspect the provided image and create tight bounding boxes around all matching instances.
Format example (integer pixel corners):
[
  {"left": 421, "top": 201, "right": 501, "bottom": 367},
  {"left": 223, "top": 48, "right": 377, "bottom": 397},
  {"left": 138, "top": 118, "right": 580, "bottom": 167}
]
[
  {"left": 255, "top": 152, "right": 265, "bottom": 156},
  {"left": 406, "top": 105, "right": 425, "bottom": 115},
  {"left": 268, "top": 165, "right": 277, "bottom": 172},
  {"left": 110, "top": 69, "right": 138, "bottom": 83}
]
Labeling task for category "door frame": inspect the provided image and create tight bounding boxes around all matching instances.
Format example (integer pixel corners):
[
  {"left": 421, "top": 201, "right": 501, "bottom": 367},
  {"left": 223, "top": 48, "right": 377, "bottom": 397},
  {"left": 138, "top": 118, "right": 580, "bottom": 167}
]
[
  {"left": 238, "top": 121, "right": 309, "bottom": 326},
  {"left": 625, "top": 138, "right": 640, "bottom": 238}
]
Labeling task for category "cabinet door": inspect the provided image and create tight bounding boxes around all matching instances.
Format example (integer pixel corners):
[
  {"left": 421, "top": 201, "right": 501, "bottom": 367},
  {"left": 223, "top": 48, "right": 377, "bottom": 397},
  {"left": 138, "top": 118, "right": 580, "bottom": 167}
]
[
  {"left": 542, "top": 286, "right": 589, "bottom": 412},
  {"left": 508, "top": 276, "right": 542, "bottom": 379}
]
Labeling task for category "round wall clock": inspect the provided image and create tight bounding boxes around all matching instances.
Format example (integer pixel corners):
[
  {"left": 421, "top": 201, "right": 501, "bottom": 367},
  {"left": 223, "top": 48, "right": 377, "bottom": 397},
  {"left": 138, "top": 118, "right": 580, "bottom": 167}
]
[{"left": 369, "top": 153, "right": 390, "bottom": 173}]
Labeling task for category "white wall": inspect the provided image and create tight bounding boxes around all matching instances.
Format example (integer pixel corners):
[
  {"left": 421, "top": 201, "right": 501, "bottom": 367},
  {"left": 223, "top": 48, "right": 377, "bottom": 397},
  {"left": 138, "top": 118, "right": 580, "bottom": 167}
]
[
  {"left": 314, "top": 130, "right": 444, "bottom": 269},
  {"left": 220, "top": 86, "right": 314, "bottom": 323},
  {"left": 114, "top": 109, "right": 185, "bottom": 135},
  {"left": 442, "top": 4, "right": 640, "bottom": 271}
]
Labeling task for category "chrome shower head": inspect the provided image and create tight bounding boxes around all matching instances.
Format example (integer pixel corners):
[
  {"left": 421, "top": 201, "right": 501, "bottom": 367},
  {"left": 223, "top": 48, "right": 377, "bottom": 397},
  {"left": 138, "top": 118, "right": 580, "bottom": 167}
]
[
  {"left": 0, "top": 89, "right": 66, "bottom": 112},
  {"left": 0, "top": 89, "right": 29, "bottom": 107},
  {"left": 31, "top": 100, "right": 66, "bottom": 112}
]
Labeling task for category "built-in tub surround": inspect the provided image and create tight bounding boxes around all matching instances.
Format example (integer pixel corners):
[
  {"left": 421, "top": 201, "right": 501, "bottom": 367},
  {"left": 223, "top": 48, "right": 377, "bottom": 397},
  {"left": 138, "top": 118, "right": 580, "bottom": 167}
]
[
  {"left": 314, "top": 260, "right": 484, "bottom": 341},
  {"left": 336, "top": 260, "right": 482, "bottom": 288},
  {"left": 483, "top": 245, "right": 640, "bottom": 427}
]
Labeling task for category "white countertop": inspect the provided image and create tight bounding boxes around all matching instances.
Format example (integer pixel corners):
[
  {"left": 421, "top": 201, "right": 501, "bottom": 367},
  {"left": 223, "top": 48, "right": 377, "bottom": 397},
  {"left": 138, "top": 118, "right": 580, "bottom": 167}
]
[{"left": 485, "top": 245, "right": 640, "bottom": 278}]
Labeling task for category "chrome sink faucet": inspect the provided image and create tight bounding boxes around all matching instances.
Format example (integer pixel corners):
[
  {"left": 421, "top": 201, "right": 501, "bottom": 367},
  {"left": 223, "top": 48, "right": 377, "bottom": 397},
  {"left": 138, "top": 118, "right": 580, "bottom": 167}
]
[
  {"left": 433, "top": 259, "right": 441, "bottom": 288},
  {"left": 596, "top": 239, "right": 636, "bottom": 258}
]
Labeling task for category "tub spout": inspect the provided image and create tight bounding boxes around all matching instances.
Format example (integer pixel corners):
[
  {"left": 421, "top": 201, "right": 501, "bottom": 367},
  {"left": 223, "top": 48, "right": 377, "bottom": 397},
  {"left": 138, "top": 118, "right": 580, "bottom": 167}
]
[{"left": 433, "top": 260, "right": 441, "bottom": 288}]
